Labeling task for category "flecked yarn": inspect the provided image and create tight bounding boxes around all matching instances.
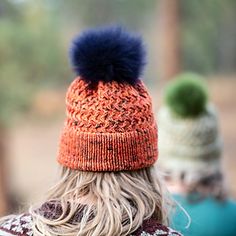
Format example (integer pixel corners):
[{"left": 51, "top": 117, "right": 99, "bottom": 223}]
[{"left": 58, "top": 78, "right": 158, "bottom": 171}]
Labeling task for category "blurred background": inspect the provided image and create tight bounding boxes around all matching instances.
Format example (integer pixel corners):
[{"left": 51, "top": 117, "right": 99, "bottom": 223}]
[{"left": 0, "top": 0, "right": 235, "bottom": 216}]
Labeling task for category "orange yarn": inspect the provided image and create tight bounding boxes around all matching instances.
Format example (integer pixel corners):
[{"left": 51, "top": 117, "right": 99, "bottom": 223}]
[{"left": 57, "top": 77, "right": 158, "bottom": 171}]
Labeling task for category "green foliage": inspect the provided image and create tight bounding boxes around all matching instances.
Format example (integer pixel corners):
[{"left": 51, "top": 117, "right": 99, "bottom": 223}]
[
  {"left": 54, "top": 0, "right": 156, "bottom": 30},
  {"left": 164, "top": 73, "right": 208, "bottom": 118},
  {"left": 181, "top": 0, "right": 236, "bottom": 74},
  {"left": 0, "top": 0, "right": 70, "bottom": 125}
]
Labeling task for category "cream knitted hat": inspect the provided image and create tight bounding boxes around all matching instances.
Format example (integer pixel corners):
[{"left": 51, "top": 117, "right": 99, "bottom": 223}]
[{"left": 157, "top": 73, "right": 222, "bottom": 184}]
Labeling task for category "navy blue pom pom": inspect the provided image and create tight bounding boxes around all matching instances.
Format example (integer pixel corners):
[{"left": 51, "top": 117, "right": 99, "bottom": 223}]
[{"left": 69, "top": 26, "right": 146, "bottom": 84}]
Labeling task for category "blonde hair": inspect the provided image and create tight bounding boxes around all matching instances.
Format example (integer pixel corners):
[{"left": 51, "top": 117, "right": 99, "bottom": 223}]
[{"left": 30, "top": 166, "right": 170, "bottom": 236}]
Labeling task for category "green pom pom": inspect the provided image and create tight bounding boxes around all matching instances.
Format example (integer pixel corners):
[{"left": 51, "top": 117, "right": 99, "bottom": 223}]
[{"left": 164, "top": 73, "right": 208, "bottom": 118}]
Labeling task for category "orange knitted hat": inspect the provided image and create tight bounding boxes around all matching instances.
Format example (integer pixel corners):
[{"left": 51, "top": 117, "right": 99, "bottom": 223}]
[{"left": 57, "top": 26, "right": 158, "bottom": 171}]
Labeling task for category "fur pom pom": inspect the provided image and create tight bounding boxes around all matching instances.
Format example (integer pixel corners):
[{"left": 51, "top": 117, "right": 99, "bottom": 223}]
[
  {"left": 69, "top": 26, "right": 146, "bottom": 84},
  {"left": 165, "top": 73, "right": 208, "bottom": 117}
]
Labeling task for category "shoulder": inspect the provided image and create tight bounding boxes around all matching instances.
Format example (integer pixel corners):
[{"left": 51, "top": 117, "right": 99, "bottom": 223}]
[
  {"left": 220, "top": 199, "right": 236, "bottom": 220},
  {"left": 224, "top": 199, "right": 236, "bottom": 208},
  {"left": 0, "top": 214, "right": 33, "bottom": 236},
  {"left": 132, "top": 218, "right": 182, "bottom": 236}
]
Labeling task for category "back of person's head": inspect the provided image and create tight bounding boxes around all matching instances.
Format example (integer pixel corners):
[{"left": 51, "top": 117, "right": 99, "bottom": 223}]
[
  {"left": 30, "top": 26, "right": 168, "bottom": 236},
  {"left": 32, "top": 167, "right": 168, "bottom": 236},
  {"left": 157, "top": 73, "right": 225, "bottom": 201}
]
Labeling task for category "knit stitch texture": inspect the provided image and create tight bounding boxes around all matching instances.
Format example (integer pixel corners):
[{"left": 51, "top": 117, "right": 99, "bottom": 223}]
[
  {"left": 157, "top": 104, "right": 222, "bottom": 183},
  {"left": 58, "top": 78, "right": 158, "bottom": 171}
]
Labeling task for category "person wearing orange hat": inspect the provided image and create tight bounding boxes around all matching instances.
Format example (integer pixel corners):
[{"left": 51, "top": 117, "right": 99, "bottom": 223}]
[{"left": 0, "top": 26, "right": 181, "bottom": 236}]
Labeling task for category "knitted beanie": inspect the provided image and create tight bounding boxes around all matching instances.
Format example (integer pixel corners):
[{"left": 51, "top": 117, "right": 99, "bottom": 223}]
[
  {"left": 57, "top": 26, "right": 158, "bottom": 171},
  {"left": 157, "top": 73, "right": 222, "bottom": 183}
]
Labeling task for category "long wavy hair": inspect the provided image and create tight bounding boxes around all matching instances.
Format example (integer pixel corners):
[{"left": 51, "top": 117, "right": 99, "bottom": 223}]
[{"left": 30, "top": 166, "right": 170, "bottom": 236}]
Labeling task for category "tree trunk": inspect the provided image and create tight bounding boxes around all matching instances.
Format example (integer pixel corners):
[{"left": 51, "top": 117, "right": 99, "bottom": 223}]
[
  {"left": 0, "top": 125, "right": 8, "bottom": 216},
  {"left": 157, "top": 0, "right": 181, "bottom": 80}
]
